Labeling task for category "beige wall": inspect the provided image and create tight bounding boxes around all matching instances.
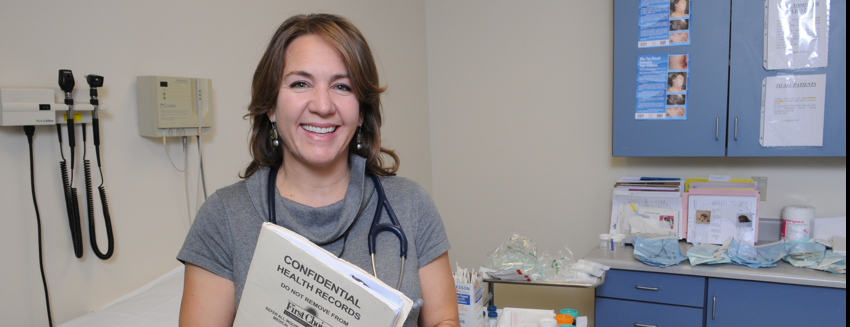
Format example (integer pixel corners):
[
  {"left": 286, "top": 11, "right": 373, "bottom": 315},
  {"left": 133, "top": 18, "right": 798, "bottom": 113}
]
[
  {"left": 424, "top": 0, "right": 845, "bottom": 322},
  {"left": 0, "top": 1, "right": 430, "bottom": 325}
]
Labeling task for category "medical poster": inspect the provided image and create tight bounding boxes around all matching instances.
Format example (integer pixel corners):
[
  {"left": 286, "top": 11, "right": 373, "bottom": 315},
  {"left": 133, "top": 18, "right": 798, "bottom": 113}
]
[
  {"left": 639, "top": 0, "right": 691, "bottom": 48},
  {"left": 688, "top": 195, "right": 758, "bottom": 246},
  {"left": 636, "top": 54, "right": 690, "bottom": 120},
  {"left": 760, "top": 74, "right": 826, "bottom": 147},
  {"left": 764, "top": 0, "right": 830, "bottom": 70}
]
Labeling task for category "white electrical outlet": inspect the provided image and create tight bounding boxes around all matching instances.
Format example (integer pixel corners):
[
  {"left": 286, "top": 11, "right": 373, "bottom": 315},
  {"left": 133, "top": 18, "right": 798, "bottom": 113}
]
[{"left": 752, "top": 176, "right": 768, "bottom": 201}]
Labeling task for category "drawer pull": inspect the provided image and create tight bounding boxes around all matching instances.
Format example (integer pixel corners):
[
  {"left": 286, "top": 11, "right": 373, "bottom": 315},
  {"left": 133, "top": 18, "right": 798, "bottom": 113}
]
[
  {"left": 634, "top": 323, "right": 658, "bottom": 327},
  {"left": 712, "top": 295, "right": 717, "bottom": 320},
  {"left": 635, "top": 285, "right": 660, "bottom": 291}
]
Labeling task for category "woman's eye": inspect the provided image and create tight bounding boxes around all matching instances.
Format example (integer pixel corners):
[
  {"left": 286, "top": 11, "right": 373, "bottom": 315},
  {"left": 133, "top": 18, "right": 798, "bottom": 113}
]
[
  {"left": 289, "top": 81, "right": 308, "bottom": 88},
  {"left": 334, "top": 84, "right": 353, "bottom": 92}
]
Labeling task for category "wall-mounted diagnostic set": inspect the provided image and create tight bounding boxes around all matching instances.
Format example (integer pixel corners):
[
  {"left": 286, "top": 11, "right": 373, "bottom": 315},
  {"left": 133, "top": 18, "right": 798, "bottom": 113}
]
[{"left": 1, "top": 69, "right": 118, "bottom": 327}]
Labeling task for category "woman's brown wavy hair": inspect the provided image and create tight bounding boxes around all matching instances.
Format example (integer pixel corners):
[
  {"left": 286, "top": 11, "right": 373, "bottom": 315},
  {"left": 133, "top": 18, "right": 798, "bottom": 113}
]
[{"left": 241, "top": 14, "right": 399, "bottom": 178}]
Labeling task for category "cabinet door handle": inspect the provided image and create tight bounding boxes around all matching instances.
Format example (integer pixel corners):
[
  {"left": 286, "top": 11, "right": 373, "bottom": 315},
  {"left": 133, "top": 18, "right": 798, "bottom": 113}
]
[
  {"left": 712, "top": 295, "right": 717, "bottom": 320},
  {"left": 635, "top": 323, "right": 658, "bottom": 327},
  {"left": 715, "top": 117, "right": 720, "bottom": 141},
  {"left": 734, "top": 117, "right": 738, "bottom": 141},
  {"left": 635, "top": 285, "right": 660, "bottom": 291}
]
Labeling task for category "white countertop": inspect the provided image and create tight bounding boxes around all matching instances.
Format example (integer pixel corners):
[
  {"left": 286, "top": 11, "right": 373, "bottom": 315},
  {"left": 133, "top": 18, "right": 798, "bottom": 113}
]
[{"left": 583, "top": 242, "right": 846, "bottom": 289}]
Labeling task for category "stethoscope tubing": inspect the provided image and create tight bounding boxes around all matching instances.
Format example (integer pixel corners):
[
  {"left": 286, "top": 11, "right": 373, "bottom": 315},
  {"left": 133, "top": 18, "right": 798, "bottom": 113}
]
[{"left": 267, "top": 167, "right": 408, "bottom": 289}]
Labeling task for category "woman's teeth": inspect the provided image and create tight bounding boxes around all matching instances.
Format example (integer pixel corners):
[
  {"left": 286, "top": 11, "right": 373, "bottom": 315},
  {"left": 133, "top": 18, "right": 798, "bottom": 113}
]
[{"left": 302, "top": 125, "right": 337, "bottom": 134}]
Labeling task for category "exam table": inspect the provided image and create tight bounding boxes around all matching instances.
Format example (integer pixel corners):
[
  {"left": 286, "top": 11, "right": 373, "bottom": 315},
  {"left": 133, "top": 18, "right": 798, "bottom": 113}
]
[{"left": 59, "top": 266, "right": 183, "bottom": 327}]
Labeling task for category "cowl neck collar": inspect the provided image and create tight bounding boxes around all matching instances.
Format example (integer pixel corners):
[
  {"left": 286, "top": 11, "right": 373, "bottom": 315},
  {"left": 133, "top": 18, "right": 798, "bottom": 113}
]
[{"left": 246, "top": 154, "right": 374, "bottom": 245}]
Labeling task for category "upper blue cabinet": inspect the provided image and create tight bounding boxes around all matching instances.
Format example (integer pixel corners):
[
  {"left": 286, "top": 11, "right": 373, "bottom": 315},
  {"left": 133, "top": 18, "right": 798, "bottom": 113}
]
[
  {"left": 727, "top": 0, "right": 846, "bottom": 156},
  {"left": 613, "top": 0, "right": 846, "bottom": 157}
]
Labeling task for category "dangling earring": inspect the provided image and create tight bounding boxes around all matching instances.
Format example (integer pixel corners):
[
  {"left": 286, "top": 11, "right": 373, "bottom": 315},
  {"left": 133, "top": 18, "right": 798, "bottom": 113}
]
[
  {"left": 270, "top": 122, "right": 280, "bottom": 147},
  {"left": 356, "top": 126, "right": 363, "bottom": 150}
]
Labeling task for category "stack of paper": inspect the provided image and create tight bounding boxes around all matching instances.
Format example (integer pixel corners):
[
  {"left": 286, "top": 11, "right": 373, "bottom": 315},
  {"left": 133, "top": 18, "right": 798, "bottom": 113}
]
[{"left": 610, "top": 177, "right": 684, "bottom": 240}]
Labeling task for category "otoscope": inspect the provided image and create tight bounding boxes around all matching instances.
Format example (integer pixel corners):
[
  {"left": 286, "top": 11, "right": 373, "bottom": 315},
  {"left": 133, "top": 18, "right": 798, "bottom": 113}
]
[
  {"left": 82, "top": 74, "right": 115, "bottom": 260},
  {"left": 58, "top": 69, "right": 84, "bottom": 258},
  {"left": 59, "top": 70, "right": 76, "bottom": 170}
]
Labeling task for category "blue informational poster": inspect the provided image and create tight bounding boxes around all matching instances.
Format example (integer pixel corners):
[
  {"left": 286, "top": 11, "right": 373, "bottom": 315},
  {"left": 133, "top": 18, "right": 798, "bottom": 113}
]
[
  {"left": 639, "top": 0, "right": 691, "bottom": 48},
  {"left": 636, "top": 53, "right": 690, "bottom": 120}
]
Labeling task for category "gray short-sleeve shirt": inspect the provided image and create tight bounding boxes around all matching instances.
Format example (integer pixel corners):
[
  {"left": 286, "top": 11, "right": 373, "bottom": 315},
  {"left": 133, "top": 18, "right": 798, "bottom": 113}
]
[{"left": 177, "top": 155, "right": 450, "bottom": 327}]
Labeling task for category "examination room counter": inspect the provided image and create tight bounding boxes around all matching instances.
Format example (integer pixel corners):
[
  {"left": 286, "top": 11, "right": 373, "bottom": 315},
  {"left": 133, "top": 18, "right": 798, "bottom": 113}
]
[{"left": 585, "top": 242, "right": 846, "bottom": 326}]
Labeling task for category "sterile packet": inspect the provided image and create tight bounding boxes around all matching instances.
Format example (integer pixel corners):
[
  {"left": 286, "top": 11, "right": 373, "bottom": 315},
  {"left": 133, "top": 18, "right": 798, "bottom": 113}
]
[
  {"left": 728, "top": 239, "right": 786, "bottom": 268},
  {"left": 784, "top": 238, "right": 826, "bottom": 269},
  {"left": 633, "top": 236, "right": 687, "bottom": 267},
  {"left": 484, "top": 233, "right": 539, "bottom": 272},
  {"left": 686, "top": 239, "right": 732, "bottom": 266},
  {"left": 573, "top": 259, "right": 610, "bottom": 277},
  {"left": 817, "top": 250, "right": 846, "bottom": 274}
]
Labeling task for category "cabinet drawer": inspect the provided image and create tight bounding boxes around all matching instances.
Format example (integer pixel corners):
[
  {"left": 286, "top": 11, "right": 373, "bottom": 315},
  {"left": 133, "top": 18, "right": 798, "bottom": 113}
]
[
  {"left": 596, "top": 297, "right": 704, "bottom": 327},
  {"left": 596, "top": 269, "right": 706, "bottom": 307}
]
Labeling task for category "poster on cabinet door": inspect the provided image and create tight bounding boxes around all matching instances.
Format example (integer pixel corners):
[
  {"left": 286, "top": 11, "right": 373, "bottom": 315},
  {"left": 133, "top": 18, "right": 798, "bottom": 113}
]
[
  {"left": 759, "top": 74, "right": 826, "bottom": 147},
  {"left": 639, "top": 0, "right": 691, "bottom": 48},
  {"left": 636, "top": 54, "right": 690, "bottom": 120},
  {"left": 764, "top": 0, "right": 830, "bottom": 70}
]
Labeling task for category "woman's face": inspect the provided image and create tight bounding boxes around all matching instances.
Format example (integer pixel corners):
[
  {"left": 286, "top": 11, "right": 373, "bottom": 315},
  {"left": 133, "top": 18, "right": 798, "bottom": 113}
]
[
  {"left": 674, "top": 0, "right": 687, "bottom": 13},
  {"left": 673, "top": 74, "right": 685, "bottom": 88},
  {"left": 269, "top": 34, "right": 361, "bottom": 169}
]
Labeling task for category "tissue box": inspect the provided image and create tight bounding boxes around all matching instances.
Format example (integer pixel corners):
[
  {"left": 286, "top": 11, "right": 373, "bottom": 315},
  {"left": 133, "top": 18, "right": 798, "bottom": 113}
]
[{"left": 456, "top": 273, "right": 484, "bottom": 327}]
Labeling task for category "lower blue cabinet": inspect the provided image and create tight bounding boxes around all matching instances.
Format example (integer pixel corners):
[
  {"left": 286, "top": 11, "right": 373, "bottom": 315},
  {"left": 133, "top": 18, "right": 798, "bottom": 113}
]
[
  {"left": 596, "top": 297, "right": 704, "bottom": 327},
  {"left": 706, "top": 278, "right": 846, "bottom": 327},
  {"left": 596, "top": 269, "right": 847, "bottom": 327}
]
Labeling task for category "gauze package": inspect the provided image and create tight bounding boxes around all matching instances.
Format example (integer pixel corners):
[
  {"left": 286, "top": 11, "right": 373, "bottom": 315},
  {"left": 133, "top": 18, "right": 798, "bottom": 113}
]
[
  {"left": 728, "top": 239, "right": 787, "bottom": 268},
  {"left": 686, "top": 239, "right": 732, "bottom": 266},
  {"left": 573, "top": 259, "right": 610, "bottom": 277},
  {"left": 784, "top": 238, "right": 827, "bottom": 269},
  {"left": 633, "top": 236, "right": 687, "bottom": 267}
]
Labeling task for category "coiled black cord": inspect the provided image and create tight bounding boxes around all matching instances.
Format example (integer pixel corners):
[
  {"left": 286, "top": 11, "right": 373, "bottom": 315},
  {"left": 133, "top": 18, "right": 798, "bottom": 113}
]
[
  {"left": 82, "top": 124, "right": 114, "bottom": 259},
  {"left": 24, "top": 126, "right": 54, "bottom": 327},
  {"left": 58, "top": 124, "right": 84, "bottom": 258}
]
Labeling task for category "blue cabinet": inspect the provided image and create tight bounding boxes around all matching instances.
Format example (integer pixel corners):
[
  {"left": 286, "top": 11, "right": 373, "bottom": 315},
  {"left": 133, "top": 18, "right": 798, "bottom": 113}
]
[
  {"left": 706, "top": 278, "right": 846, "bottom": 326},
  {"left": 597, "top": 297, "right": 704, "bottom": 327},
  {"left": 613, "top": 0, "right": 847, "bottom": 157},
  {"left": 613, "top": 0, "right": 731, "bottom": 157},
  {"left": 596, "top": 269, "right": 847, "bottom": 326},
  {"left": 726, "top": 0, "right": 847, "bottom": 156}
]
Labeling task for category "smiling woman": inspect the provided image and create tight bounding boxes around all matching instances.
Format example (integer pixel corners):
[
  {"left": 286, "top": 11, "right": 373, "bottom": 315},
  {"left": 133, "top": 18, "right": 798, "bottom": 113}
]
[{"left": 176, "top": 14, "right": 458, "bottom": 327}]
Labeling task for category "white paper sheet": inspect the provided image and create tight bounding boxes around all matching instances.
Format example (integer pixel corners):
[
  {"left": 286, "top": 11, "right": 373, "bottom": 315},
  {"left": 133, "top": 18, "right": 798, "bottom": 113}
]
[
  {"left": 760, "top": 74, "right": 826, "bottom": 147},
  {"left": 764, "top": 0, "right": 830, "bottom": 70},
  {"left": 687, "top": 195, "right": 758, "bottom": 245}
]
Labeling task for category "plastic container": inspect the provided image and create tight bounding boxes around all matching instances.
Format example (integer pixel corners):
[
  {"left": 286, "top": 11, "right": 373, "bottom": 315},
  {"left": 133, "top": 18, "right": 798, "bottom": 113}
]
[
  {"left": 554, "top": 314, "right": 574, "bottom": 325},
  {"left": 781, "top": 205, "right": 816, "bottom": 241},
  {"left": 611, "top": 234, "right": 625, "bottom": 251},
  {"left": 559, "top": 308, "right": 579, "bottom": 318},
  {"left": 488, "top": 311, "right": 498, "bottom": 327},
  {"left": 575, "top": 316, "right": 588, "bottom": 327},
  {"left": 537, "top": 317, "right": 558, "bottom": 327},
  {"left": 599, "top": 234, "right": 611, "bottom": 250}
]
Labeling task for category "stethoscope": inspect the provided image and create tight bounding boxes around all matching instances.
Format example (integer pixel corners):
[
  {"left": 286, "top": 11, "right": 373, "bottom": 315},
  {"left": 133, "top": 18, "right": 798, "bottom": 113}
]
[{"left": 267, "top": 167, "right": 409, "bottom": 289}]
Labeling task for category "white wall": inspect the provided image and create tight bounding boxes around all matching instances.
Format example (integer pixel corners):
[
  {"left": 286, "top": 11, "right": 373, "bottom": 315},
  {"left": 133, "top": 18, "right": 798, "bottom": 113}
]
[
  {"left": 0, "top": 1, "right": 431, "bottom": 325},
  {"left": 424, "top": 0, "right": 846, "bottom": 321}
]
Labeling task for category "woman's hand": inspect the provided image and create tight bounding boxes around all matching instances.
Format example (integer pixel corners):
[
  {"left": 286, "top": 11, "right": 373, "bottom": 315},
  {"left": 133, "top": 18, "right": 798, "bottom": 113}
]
[
  {"left": 180, "top": 264, "right": 237, "bottom": 327},
  {"left": 418, "top": 252, "right": 460, "bottom": 327}
]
